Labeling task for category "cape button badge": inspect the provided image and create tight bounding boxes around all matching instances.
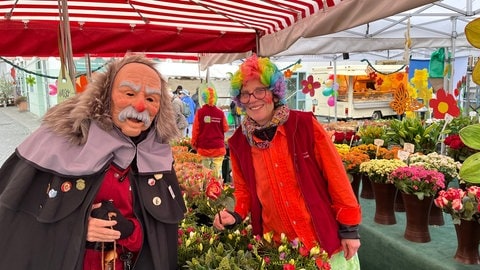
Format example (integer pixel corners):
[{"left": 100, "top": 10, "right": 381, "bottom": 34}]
[
  {"left": 61, "top": 181, "right": 72, "bottom": 192},
  {"left": 152, "top": 196, "right": 162, "bottom": 206},
  {"left": 76, "top": 179, "right": 86, "bottom": 191},
  {"left": 147, "top": 178, "right": 156, "bottom": 186},
  {"left": 154, "top": 174, "right": 163, "bottom": 180},
  {"left": 48, "top": 189, "right": 58, "bottom": 198}
]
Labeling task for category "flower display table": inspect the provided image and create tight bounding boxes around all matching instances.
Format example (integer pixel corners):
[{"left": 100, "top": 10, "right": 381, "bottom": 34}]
[{"left": 358, "top": 197, "right": 479, "bottom": 270}]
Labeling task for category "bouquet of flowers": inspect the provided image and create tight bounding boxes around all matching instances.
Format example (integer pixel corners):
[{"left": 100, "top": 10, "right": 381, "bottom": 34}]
[
  {"left": 409, "top": 152, "right": 461, "bottom": 186},
  {"left": 179, "top": 187, "right": 331, "bottom": 269},
  {"left": 178, "top": 221, "right": 330, "bottom": 269},
  {"left": 359, "top": 159, "right": 406, "bottom": 184},
  {"left": 434, "top": 186, "right": 480, "bottom": 224},
  {"left": 390, "top": 165, "right": 446, "bottom": 200}
]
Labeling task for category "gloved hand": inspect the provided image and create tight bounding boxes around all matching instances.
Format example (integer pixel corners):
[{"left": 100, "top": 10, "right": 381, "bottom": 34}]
[{"left": 91, "top": 201, "right": 135, "bottom": 239}]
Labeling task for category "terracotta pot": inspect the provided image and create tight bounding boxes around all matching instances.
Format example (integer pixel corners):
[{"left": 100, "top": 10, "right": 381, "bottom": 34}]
[
  {"left": 350, "top": 173, "right": 362, "bottom": 202},
  {"left": 454, "top": 219, "right": 480, "bottom": 264},
  {"left": 360, "top": 174, "right": 374, "bottom": 199},
  {"left": 401, "top": 192, "right": 433, "bottom": 243},
  {"left": 371, "top": 182, "right": 396, "bottom": 225}
]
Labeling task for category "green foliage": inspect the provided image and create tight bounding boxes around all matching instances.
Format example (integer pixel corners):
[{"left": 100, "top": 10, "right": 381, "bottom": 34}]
[
  {"left": 384, "top": 117, "right": 442, "bottom": 154},
  {"left": 459, "top": 124, "right": 480, "bottom": 184},
  {"left": 459, "top": 152, "right": 480, "bottom": 184},
  {"left": 357, "top": 120, "right": 389, "bottom": 145},
  {"left": 0, "top": 77, "right": 15, "bottom": 97},
  {"left": 459, "top": 124, "right": 480, "bottom": 150}
]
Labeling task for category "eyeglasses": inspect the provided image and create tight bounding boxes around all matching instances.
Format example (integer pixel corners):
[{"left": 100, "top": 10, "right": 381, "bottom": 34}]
[{"left": 238, "top": 87, "right": 268, "bottom": 104}]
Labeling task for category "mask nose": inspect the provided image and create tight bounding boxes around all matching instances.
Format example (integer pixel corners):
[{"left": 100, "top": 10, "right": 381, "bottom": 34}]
[{"left": 133, "top": 100, "right": 145, "bottom": 112}]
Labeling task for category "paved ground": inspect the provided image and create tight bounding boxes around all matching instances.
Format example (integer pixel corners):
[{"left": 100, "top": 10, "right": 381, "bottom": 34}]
[{"left": 0, "top": 106, "right": 41, "bottom": 165}]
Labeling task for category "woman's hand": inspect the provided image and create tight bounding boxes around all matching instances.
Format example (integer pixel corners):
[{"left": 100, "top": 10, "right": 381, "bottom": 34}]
[
  {"left": 212, "top": 209, "right": 236, "bottom": 230},
  {"left": 86, "top": 203, "right": 121, "bottom": 242},
  {"left": 340, "top": 238, "right": 361, "bottom": 260}
]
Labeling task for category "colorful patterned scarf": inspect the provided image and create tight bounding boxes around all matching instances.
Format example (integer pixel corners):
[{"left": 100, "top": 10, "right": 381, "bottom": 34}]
[{"left": 241, "top": 105, "right": 290, "bottom": 149}]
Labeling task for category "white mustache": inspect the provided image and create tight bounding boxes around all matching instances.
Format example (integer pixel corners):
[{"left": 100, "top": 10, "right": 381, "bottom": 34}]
[{"left": 118, "top": 106, "right": 151, "bottom": 127}]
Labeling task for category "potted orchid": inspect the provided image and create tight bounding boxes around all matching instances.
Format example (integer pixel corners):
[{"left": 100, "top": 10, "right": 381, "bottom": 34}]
[
  {"left": 434, "top": 186, "right": 480, "bottom": 224},
  {"left": 390, "top": 165, "right": 446, "bottom": 200}
]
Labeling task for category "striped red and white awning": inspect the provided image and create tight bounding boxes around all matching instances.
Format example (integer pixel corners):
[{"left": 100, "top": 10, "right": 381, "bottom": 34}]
[
  {"left": 0, "top": 0, "right": 435, "bottom": 60},
  {"left": 0, "top": 0, "right": 330, "bottom": 57}
]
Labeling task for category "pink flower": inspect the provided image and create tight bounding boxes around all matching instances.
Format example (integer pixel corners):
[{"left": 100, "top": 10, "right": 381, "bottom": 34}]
[{"left": 451, "top": 198, "right": 463, "bottom": 211}]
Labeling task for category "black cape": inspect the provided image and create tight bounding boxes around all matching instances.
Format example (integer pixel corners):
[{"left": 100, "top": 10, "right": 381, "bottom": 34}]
[{"left": 0, "top": 122, "right": 186, "bottom": 270}]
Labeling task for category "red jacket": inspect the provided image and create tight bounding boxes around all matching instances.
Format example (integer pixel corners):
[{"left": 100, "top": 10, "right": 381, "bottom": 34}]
[
  {"left": 228, "top": 110, "right": 361, "bottom": 256},
  {"left": 191, "top": 104, "right": 229, "bottom": 157}
]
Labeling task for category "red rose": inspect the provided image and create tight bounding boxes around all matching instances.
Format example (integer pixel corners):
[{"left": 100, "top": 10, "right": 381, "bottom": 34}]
[
  {"left": 444, "top": 134, "right": 464, "bottom": 149},
  {"left": 299, "top": 246, "right": 309, "bottom": 257},
  {"left": 206, "top": 179, "right": 222, "bottom": 200},
  {"left": 283, "top": 263, "right": 295, "bottom": 270},
  {"left": 334, "top": 131, "right": 345, "bottom": 143}
]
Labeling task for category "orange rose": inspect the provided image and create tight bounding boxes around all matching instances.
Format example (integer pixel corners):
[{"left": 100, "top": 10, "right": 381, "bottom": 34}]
[{"left": 206, "top": 179, "right": 222, "bottom": 200}]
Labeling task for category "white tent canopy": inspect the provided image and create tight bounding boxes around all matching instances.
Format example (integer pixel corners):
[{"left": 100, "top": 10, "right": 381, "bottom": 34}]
[
  {"left": 200, "top": 0, "right": 480, "bottom": 68},
  {"left": 274, "top": 0, "right": 480, "bottom": 61}
]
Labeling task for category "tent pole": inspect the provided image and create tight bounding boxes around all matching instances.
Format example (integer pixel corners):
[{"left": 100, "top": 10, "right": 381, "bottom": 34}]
[{"left": 333, "top": 55, "right": 338, "bottom": 122}]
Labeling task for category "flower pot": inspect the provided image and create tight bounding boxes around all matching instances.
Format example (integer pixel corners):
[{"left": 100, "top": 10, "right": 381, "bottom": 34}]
[
  {"left": 401, "top": 192, "right": 433, "bottom": 243},
  {"left": 454, "top": 219, "right": 480, "bottom": 264},
  {"left": 360, "top": 174, "right": 374, "bottom": 199},
  {"left": 429, "top": 202, "right": 445, "bottom": 226},
  {"left": 394, "top": 189, "right": 405, "bottom": 212},
  {"left": 371, "top": 182, "right": 396, "bottom": 225},
  {"left": 350, "top": 173, "right": 361, "bottom": 202}
]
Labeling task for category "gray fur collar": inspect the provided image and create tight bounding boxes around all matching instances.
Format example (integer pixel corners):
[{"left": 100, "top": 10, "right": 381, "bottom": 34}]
[{"left": 17, "top": 121, "right": 173, "bottom": 176}]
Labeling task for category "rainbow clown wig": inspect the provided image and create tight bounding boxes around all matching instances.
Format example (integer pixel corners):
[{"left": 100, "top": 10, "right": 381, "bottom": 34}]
[
  {"left": 230, "top": 54, "right": 286, "bottom": 108},
  {"left": 200, "top": 83, "right": 218, "bottom": 106}
]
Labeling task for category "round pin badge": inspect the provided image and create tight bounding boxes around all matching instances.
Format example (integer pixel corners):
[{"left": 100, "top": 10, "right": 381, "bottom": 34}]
[
  {"left": 152, "top": 196, "right": 162, "bottom": 206},
  {"left": 148, "top": 178, "right": 156, "bottom": 186},
  {"left": 61, "top": 181, "right": 72, "bottom": 192}
]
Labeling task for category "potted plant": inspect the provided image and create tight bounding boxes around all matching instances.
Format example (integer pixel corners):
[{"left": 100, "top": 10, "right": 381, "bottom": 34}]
[
  {"left": 390, "top": 165, "right": 446, "bottom": 242},
  {"left": 338, "top": 147, "right": 370, "bottom": 201},
  {"left": 385, "top": 116, "right": 443, "bottom": 154},
  {"left": 15, "top": 96, "right": 28, "bottom": 111},
  {"left": 443, "top": 115, "right": 479, "bottom": 162},
  {"left": 408, "top": 152, "right": 461, "bottom": 225},
  {"left": 434, "top": 186, "right": 480, "bottom": 264},
  {"left": 458, "top": 124, "right": 480, "bottom": 185},
  {"left": 408, "top": 152, "right": 461, "bottom": 187},
  {"left": 359, "top": 159, "right": 406, "bottom": 224}
]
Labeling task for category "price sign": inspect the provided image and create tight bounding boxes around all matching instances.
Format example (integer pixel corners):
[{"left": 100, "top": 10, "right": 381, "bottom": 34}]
[
  {"left": 444, "top": 113, "right": 454, "bottom": 124},
  {"left": 397, "top": 150, "right": 410, "bottom": 161},
  {"left": 403, "top": 143, "right": 415, "bottom": 153},
  {"left": 374, "top": 139, "right": 384, "bottom": 146}
]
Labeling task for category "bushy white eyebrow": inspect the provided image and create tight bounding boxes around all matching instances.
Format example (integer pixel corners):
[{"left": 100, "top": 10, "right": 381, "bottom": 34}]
[{"left": 119, "top": 81, "right": 161, "bottom": 96}]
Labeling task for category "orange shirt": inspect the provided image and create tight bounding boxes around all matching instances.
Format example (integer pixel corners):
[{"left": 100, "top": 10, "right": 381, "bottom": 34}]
[{"left": 231, "top": 119, "right": 361, "bottom": 252}]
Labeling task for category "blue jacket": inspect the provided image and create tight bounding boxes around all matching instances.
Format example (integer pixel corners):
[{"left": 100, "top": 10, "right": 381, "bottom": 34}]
[{"left": 181, "top": 96, "right": 196, "bottom": 124}]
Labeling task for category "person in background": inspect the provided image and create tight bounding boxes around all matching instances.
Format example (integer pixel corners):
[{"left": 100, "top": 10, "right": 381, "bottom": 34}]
[
  {"left": 229, "top": 99, "right": 242, "bottom": 129},
  {"left": 213, "top": 55, "right": 361, "bottom": 269},
  {"left": 171, "top": 90, "right": 188, "bottom": 137},
  {"left": 179, "top": 89, "right": 196, "bottom": 137},
  {"left": 191, "top": 87, "right": 200, "bottom": 113},
  {"left": 191, "top": 83, "right": 229, "bottom": 179},
  {"left": 0, "top": 55, "right": 186, "bottom": 270}
]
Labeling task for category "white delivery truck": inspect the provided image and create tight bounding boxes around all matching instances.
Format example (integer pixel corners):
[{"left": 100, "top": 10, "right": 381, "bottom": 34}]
[{"left": 310, "top": 64, "right": 407, "bottom": 120}]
